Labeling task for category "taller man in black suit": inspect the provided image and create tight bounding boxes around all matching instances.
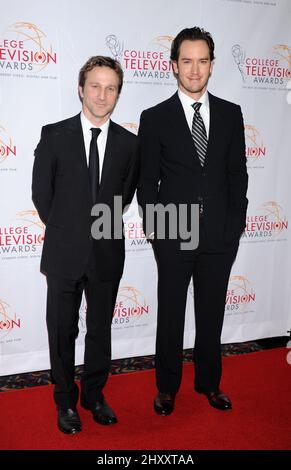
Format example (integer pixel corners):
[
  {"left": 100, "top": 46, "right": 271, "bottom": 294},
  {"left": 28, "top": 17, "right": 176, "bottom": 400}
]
[
  {"left": 138, "top": 28, "right": 248, "bottom": 415},
  {"left": 32, "top": 56, "right": 139, "bottom": 433}
]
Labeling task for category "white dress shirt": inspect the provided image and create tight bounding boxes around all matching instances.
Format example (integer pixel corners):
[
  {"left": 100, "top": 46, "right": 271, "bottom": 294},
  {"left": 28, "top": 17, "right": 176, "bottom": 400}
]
[
  {"left": 80, "top": 112, "right": 110, "bottom": 181},
  {"left": 178, "top": 88, "right": 210, "bottom": 138}
]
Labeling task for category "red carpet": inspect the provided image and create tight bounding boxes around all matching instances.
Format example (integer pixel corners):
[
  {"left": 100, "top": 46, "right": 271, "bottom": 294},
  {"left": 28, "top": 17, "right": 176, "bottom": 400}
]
[{"left": 1, "top": 348, "right": 290, "bottom": 450}]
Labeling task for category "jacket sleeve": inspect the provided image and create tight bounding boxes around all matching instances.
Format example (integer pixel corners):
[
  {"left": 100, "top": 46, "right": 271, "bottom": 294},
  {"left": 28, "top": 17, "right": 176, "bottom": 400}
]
[
  {"left": 136, "top": 110, "right": 161, "bottom": 237},
  {"left": 122, "top": 137, "right": 140, "bottom": 211},
  {"left": 32, "top": 126, "right": 56, "bottom": 225},
  {"left": 227, "top": 105, "right": 249, "bottom": 236}
]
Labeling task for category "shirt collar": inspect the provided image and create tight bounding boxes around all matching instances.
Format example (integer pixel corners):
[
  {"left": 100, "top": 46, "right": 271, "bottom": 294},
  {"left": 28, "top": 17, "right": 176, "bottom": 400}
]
[
  {"left": 80, "top": 111, "right": 110, "bottom": 137},
  {"left": 178, "top": 88, "right": 209, "bottom": 109}
]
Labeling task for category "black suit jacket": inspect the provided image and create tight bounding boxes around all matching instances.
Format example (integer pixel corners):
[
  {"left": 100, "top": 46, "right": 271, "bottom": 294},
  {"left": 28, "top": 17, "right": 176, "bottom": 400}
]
[
  {"left": 137, "top": 92, "right": 248, "bottom": 257},
  {"left": 32, "top": 113, "right": 139, "bottom": 280}
]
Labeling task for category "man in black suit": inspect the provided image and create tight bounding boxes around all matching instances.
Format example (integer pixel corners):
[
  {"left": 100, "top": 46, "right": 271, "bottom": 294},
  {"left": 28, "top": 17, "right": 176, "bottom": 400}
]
[
  {"left": 32, "top": 56, "right": 138, "bottom": 433},
  {"left": 138, "top": 28, "right": 248, "bottom": 415}
]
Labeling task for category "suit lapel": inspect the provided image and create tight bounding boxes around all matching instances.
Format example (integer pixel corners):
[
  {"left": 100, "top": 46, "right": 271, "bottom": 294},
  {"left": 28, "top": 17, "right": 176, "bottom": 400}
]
[
  {"left": 205, "top": 92, "right": 221, "bottom": 169},
  {"left": 99, "top": 120, "right": 116, "bottom": 193},
  {"left": 168, "top": 91, "right": 224, "bottom": 169},
  {"left": 166, "top": 93, "right": 201, "bottom": 168},
  {"left": 65, "top": 113, "right": 91, "bottom": 199},
  {"left": 66, "top": 113, "right": 88, "bottom": 170}
]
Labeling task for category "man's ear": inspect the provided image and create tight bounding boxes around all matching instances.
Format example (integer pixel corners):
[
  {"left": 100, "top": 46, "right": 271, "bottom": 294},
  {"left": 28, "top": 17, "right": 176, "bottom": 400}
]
[
  {"left": 172, "top": 61, "right": 178, "bottom": 75},
  {"left": 78, "top": 86, "right": 83, "bottom": 102},
  {"left": 78, "top": 85, "right": 84, "bottom": 98}
]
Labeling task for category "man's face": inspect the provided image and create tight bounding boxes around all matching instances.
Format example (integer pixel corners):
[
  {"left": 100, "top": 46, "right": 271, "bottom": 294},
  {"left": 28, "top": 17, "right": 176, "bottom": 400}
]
[
  {"left": 172, "top": 39, "right": 213, "bottom": 99},
  {"left": 79, "top": 66, "right": 119, "bottom": 125}
]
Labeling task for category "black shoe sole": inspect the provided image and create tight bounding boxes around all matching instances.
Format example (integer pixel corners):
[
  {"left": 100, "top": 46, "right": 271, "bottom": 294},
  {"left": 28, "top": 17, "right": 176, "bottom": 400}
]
[
  {"left": 195, "top": 388, "right": 232, "bottom": 411},
  {"left": 154, "top": 404, "right": 174, "bottom": 416},
  {"left": 81, "top": 400, "right": 118, "bottom": 425},
  {"left": 58, "top": 424, "right": 82, "bottom": 434},
  {"left": 208, "top": 401, "right": 232, "bottom": 411},
  {"left": 93, "top": 416, "right": 118, "bottom": 425}
]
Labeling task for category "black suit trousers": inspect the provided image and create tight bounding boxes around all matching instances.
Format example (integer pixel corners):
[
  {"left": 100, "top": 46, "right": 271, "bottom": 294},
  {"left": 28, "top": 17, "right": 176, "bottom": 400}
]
[
  {"left": 155, "top": 228, "right": 238, "bottom": 395},
  {"left": 46, "top": 260, "right": 120, "bottom": 409}
]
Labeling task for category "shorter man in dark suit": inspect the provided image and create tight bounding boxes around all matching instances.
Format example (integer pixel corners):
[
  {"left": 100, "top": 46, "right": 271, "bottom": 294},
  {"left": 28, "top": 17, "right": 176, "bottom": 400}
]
[
  {"left": 138, "top": 28, "right": 248, "bottom": 415},
  {"left": 32, "top": 56, "right": 139, "bottom": 434}
]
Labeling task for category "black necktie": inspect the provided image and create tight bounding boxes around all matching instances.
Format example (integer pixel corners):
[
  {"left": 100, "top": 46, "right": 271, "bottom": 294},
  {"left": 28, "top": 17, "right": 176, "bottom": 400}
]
[
  {"left": 88, "top": 127, "right": 101, "bottom": 204},
  {"left": 191, "top": 102, "right": 208, "bottom": 166}
]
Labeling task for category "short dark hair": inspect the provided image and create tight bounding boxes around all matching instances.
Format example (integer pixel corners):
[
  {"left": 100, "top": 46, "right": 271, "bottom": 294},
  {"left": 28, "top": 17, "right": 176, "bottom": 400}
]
[
  {"left": 170, "top": 27, "right": 215, "bottom": 62},
  {"left": 78, "top": 55, "right": 124, "bottom": 94}
]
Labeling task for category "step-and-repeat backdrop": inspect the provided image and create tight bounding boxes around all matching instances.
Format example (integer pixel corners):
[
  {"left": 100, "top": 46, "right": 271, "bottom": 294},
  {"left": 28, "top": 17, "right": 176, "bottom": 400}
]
[{"left": 1, "top": 0, "right": 290, "bottom": 375}]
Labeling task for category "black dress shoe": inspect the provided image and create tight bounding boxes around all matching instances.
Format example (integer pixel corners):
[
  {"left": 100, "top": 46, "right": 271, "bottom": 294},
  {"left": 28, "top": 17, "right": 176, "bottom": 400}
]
[
  {"left": 195, "top": 388, "right": 232, "bottom": 410},
  {"left": 57, "top": 408, "right": 82, "bottom": 434},
  {"left": 154, "top": 392, "right": 175, "bottom": 416},
  {"left": 81, "top": 397, "right": 118, "bottom": 425}
]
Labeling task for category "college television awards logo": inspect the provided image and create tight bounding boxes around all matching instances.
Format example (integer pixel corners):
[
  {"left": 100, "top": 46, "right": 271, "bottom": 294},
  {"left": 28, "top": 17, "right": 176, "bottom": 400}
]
[
  {"left": 106, "top": 34, "right": 124, "bottom": 61},
  {"left": 245, "top": 124, "right": 266, "bottom": 167},
  {"left": 0, "top": 210, "right": 44, "bottom": 260},
  {"left": 0, "top": 299, "right": 21, "bottom": 340},
  {"left": 123, "top": 200, "right": 153, "bottom": 255},
  {"left": 78, "top": 287, "right": 150, "bottom": 331},
  {"left": 152, "top": 35, "right": 173, "bottom": 52},
  {"left": 0, "top": 21, "right": 57, "bottom": 75},
  {"left": 189, "top": 275, "right": 256, "bottom": 315},
  {"left": 225, "top": 276, "right": 256, "bottom": 315},
  {"left": 0, "top": 125, "right": 17, "bottom": 169},
  {"left": 106, "top": 33, "right": 175, "bottom": 84},
  {"left": 232, "top": 44, "right": 290, "bottom": 89},
  {"left": 243, "top": 201, "right": 288, "bottom": 242},
  {"left": 273, "top": 44, "right": 291, "bottom": 70},
  {"left": 112, "top": 286, "right": 150, "bottom": 328}
]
